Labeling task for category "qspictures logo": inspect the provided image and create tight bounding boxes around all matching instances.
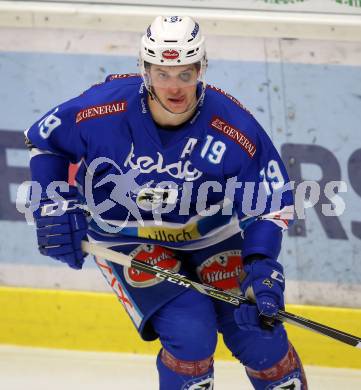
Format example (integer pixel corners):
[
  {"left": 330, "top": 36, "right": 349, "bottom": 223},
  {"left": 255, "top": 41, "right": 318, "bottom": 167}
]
[{"left": 16, "top": 154, "right": 348, "bottom": 236}]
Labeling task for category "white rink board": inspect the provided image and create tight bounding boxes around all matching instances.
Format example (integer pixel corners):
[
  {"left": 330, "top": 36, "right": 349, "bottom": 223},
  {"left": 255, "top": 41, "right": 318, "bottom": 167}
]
[
  {"left": 1, "top": 1, "right": 361, "bottom": 41},
  {"left": 33, "top": 0, "right": 361, "bottom": 15},
  {"left": 0, "top": 14, "right": 361, "bottom": 307}
]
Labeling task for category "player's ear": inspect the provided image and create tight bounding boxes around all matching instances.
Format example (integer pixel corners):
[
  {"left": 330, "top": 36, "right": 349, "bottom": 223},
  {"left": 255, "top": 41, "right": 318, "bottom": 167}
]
[
  {"left": 143, "top": 62, "right": 152, "bottom": 88},
  {"left": 195, "top": 62, "right": 201, "bottom": 76},
  {"left": 144, "top": 61, "right": 151, "bottom": 72}
]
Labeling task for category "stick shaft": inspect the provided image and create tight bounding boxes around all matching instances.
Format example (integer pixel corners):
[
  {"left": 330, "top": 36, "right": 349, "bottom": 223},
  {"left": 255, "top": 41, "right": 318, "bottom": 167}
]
[
  {"left": 82, "top": 241, "right": 361, "bottom": 349},
  {"left": 82, "top": 241, "right": 244, "bottom": 306},
  {"left": 277, "top": 310, "right": 361, "bottom": 348}
]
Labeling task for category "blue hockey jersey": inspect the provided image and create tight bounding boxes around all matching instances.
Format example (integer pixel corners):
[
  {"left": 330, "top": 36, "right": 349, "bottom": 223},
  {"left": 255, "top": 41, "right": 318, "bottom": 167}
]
[{"left": 26, "top": 74, "right": 294, "bottom": 259}]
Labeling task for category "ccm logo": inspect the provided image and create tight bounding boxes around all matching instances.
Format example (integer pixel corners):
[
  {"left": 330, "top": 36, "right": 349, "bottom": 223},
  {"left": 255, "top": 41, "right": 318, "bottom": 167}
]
[
  {"left": 162, "top": 50, "right": 180, "bottom": 60},
  {"left": 41, "top": 199, "right": 79, "bottom": 217}
]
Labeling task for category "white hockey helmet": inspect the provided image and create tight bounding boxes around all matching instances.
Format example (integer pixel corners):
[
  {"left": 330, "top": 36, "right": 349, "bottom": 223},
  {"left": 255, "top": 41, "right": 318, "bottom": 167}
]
[{"left": 140, "top": 15, "right": 206, "bottom": 67}]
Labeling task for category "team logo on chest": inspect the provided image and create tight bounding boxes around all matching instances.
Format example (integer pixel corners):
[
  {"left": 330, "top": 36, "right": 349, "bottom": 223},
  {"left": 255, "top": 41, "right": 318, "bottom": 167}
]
[
  {"left": 136, "top": 187, "right": 178, "bottom": 211},
  {"left": 197, "top": 250, "right": 243, "bottom": 293},
  {"left": 124, "top": 244, "right": 181, "bottom": 288},
  {"left": 124, "top": 141, "right": 203, "bottom": 181}
]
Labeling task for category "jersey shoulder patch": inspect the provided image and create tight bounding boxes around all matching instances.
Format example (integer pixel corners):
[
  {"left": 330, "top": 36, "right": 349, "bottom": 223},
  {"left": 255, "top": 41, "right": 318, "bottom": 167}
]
[
  {"left": 75, "top": 100, "right": 128, "bottom": 124},
  {"left": 74, "top": 74, "right": 142, "bottom": 124},
  {"left": 209, "top": 115, "right": 257, "bottom": 158}
]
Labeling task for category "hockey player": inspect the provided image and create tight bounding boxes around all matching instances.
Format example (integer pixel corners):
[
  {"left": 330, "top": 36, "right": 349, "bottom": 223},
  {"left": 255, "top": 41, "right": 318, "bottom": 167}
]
[{"left": 25, "top": 16, "right": 308, "bottom": 389}]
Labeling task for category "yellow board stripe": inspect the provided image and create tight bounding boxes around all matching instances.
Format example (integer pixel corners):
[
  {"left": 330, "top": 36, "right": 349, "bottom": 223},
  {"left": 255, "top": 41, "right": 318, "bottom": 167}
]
[{"left": 0, "top": 287, "right": 360, "bottom": 368}]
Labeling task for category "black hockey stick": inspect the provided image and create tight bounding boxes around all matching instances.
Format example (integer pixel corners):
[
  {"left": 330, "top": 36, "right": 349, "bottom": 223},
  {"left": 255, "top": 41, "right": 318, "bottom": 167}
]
[{"left": 82, "top": 241, "right": 361, "bottom": 349}]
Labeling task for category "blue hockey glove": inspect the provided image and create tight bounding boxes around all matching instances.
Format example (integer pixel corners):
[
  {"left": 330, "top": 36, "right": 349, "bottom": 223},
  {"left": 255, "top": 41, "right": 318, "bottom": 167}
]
[
  {"left": 34, "top": 186, "right": 88, "bottom": 269},
  {"left": 234, "top": 257, "right": 285, "bottom": 332}
]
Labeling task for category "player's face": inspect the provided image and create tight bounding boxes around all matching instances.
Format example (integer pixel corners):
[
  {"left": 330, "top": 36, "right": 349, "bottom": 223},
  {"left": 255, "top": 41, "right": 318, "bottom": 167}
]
[{"left": 148, "top": 64, "right": 199, "bottom": 113}]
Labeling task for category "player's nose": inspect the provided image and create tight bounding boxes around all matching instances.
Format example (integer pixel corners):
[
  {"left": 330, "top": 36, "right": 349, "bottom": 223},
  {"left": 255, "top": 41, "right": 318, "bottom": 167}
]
[
  {"left": 167, "top": 82, "right": 182, "bottom": 93},
  {"left": 166, "top": 78, "right": 182, "bottom": 94},
  {"left": 167, "top": 86, "right": 182, "bottom": 96}
]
